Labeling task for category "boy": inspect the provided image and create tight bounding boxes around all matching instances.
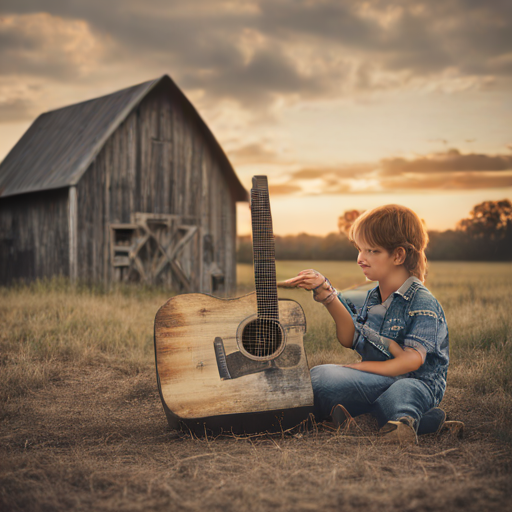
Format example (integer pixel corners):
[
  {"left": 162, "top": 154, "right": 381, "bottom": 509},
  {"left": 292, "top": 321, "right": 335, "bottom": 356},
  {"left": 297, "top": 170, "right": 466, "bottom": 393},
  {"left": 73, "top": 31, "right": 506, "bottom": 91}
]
[{"left": 284, "top": 205, "right": 463, "bottom": 444}]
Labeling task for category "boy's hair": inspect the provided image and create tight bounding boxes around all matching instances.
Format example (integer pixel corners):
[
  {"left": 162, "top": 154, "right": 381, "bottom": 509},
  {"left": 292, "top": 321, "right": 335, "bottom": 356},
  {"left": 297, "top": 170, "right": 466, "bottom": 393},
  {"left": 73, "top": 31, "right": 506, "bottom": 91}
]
[{"left": 348, "top": 204, "right": 429, "bottom": 282}]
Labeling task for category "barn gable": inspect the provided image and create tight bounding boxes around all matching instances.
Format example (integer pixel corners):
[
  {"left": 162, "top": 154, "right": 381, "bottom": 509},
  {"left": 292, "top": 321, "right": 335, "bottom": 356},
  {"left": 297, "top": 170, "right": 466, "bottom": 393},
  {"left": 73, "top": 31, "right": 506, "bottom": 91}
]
[{"left": 0, "top": 76, "right": 248, "bottom": 294}]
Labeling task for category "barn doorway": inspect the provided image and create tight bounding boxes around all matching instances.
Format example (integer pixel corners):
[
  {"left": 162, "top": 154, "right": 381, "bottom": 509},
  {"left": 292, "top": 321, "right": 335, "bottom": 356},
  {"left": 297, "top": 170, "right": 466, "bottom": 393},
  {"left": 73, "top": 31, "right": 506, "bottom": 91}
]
[{"left": 109, "top": 213, "right": 198, "bottom": 290}]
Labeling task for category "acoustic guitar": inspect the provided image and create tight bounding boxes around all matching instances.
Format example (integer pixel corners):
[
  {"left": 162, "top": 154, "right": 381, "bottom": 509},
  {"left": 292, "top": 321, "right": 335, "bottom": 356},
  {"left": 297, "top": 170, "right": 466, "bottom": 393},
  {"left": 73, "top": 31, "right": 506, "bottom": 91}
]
[{"left": 154, "top": 176, "right": 314, "bottom": 434}]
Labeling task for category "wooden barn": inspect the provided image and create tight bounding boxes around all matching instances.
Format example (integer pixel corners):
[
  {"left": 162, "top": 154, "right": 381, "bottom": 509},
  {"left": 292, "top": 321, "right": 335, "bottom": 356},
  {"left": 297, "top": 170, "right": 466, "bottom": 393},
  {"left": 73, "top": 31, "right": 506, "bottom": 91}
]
[{"left": 0, "top": 75, "right": 248, "bottom": 295}]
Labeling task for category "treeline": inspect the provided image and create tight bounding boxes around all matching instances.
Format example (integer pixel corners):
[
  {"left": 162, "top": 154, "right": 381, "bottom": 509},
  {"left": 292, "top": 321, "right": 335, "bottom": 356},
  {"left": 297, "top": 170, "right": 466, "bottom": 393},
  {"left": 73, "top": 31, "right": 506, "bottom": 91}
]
[
  {"left": 237, "top": 229, "right": 512, "bottom": 263},
  {"left": 426, "top": 229, "right": 512, "bottom": 261},
  {"left": 237, "top": 233, "right": 355, "bottom": 262}
]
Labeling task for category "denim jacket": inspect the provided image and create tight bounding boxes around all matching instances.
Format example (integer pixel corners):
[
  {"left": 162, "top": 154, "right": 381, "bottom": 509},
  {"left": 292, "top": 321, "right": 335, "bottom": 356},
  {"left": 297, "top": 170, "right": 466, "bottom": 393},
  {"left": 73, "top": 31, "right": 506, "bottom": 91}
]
[{"left": 337, "top": 277, "right": 449, "bottom": 406}]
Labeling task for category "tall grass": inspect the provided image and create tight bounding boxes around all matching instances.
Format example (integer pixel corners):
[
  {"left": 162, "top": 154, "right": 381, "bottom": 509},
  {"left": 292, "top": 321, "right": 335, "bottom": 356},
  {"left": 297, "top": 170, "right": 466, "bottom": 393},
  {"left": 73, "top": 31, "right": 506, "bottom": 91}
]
[
  {"left": 0, "top": 278, "right": 171, "bottom": 402},
  {"left": 424, "top": 262, "right": 512, "bottom": 398}
]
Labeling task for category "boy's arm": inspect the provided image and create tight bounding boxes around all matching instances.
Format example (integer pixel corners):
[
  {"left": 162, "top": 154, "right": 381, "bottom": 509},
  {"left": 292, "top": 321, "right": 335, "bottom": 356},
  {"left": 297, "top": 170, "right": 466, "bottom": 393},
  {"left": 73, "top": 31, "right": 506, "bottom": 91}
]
[
  {"left": 323, "top": 295, "right": 355, "bottom": 348},
  {"left": 283, "top": 270, "right": 355, "bottom": 348},
  {"left": 344, "top": 340, "right": 423, "bottom": 376}
]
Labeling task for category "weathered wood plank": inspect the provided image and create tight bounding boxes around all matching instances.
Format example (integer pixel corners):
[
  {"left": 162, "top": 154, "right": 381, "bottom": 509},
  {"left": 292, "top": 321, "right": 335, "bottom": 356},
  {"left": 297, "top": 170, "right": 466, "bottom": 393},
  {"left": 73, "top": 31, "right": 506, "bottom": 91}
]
[{"left": 68, "top": 186, "right": 78, "bottom": 281}]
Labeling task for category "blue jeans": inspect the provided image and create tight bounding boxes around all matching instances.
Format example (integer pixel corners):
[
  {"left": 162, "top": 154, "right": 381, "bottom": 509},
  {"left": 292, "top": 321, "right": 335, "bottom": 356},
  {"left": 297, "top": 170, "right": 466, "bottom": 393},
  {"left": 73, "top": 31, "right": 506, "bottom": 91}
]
[{"left": 311, "top": 364, "right": 436, "bottom": 430}]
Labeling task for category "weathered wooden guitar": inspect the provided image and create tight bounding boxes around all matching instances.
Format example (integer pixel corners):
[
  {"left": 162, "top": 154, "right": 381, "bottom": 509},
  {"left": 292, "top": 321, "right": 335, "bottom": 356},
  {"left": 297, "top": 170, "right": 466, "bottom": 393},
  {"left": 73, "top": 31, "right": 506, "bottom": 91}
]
[{"left": 154, "top": 176, "right": 314, "bottom": 433}]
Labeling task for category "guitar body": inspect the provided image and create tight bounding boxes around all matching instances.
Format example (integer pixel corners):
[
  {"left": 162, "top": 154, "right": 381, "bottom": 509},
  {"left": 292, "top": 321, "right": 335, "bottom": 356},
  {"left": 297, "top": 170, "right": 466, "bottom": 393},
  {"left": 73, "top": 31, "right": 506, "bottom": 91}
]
[
  {"left": 154, "top": 176, "right": 314, "bottom": 433},
  {"left": 154, "top": 291, "right": 314, "bottom": 433}
]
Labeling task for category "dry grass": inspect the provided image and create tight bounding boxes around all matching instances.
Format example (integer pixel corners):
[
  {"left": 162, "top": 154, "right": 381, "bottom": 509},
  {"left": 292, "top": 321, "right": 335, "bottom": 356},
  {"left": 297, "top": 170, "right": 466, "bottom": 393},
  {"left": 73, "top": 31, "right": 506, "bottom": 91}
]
[
  {"left": 0, "top": 279, "right": 167, "bottom": 403},
  {"left": 1, "top": 263, "right": 512, "bottom": 511}
]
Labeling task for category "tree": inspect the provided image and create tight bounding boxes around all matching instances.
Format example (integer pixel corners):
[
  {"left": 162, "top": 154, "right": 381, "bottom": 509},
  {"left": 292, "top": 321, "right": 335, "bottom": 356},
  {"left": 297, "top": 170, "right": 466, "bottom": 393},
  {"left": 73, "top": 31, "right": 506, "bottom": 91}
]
[
  {"left": 453, "top": 199, "right": 512, "bottom": 260},
  {"left": 338, "top": 209, "right": 363, "bottom": 236},
  {"left": 456, "top": 200, "right": 512, "bottom": 240}
]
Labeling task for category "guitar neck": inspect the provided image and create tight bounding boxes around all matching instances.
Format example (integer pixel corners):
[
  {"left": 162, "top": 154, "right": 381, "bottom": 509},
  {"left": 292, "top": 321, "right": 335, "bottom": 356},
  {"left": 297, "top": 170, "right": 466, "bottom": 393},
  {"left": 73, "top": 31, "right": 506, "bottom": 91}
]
[{"left": 251, "top": 176, "right": 279, "bottom": 321}]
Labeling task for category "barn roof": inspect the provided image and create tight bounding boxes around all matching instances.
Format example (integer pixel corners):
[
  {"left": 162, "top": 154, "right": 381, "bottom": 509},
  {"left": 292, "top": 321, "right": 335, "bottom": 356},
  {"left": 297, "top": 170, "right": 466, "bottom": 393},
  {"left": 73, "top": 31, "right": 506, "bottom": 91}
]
[{"left": 0, "top": 75, "right": 248, "bottom": 201}]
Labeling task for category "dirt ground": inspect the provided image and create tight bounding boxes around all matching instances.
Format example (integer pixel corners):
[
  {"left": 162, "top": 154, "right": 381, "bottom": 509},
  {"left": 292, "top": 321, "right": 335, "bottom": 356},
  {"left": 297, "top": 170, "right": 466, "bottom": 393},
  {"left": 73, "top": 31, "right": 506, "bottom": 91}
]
[{"left": 2, "top": 362, "right": 511, "bottom": 512}]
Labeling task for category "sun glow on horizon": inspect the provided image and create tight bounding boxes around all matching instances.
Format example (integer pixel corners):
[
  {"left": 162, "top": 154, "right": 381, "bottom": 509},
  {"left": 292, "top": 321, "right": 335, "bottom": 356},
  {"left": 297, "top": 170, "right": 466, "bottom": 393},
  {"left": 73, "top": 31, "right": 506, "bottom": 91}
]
[{"left": 237, "top": 188, "right": 512, "bottom": 237}]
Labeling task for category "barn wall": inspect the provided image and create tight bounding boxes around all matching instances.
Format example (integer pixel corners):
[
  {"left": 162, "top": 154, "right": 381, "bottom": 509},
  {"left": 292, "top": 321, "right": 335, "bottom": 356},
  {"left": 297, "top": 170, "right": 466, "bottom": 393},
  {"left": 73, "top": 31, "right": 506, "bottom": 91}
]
[
  {"left": 201, "top": 144, "right": 237, "bottom": 295},
  {"left": 75, "top": 159, "right": 107, "bottom": 283},
  {"left": 164, "top": 84, "right": 238, "bottom": 296},
  {"left": 75, "top": 82, "right": 239, "bottom": 294},
  {"left": 0, "top": 188, "right": 69, "bottom": 284}
]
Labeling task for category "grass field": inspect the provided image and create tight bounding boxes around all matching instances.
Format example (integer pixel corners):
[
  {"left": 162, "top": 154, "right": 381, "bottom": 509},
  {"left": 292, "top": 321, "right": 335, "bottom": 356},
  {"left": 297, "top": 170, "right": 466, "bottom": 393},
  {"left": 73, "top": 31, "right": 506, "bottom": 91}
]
[{"left": 1, "top": 262, "right": 512, "bottom": 511}]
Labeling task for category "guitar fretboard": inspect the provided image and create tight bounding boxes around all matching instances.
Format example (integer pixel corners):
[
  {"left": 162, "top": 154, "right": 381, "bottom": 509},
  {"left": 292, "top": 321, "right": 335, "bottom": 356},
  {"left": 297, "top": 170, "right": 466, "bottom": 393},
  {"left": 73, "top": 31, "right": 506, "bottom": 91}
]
[{"left": 251, "top": 176, "right": 279, "bottom": 321}]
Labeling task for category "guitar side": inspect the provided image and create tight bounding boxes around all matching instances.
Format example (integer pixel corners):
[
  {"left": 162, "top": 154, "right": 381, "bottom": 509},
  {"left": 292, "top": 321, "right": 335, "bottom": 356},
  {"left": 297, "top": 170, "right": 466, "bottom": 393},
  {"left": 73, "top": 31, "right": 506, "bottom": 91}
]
[{"left": 154, "top": 291, "right": 314, "bottom": 431}]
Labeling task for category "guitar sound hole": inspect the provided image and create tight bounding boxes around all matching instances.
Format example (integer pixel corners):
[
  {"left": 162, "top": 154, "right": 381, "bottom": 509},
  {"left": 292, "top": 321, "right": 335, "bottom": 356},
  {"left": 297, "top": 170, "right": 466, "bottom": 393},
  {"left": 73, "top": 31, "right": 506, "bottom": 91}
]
[{"left": 241, "top": 319, "right": 283, "bottom": 359}]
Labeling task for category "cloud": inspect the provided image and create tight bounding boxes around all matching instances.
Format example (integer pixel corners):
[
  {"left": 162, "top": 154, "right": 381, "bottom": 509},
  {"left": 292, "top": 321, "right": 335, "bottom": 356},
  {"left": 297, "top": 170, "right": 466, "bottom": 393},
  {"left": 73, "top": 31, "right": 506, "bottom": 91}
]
[
  {"left": 379, "top": 172, "right": 512, "bottom": 191},
  {"left": 380, "top": 149, "right": 512, "bottom": 176},
  {"left": 268, "top": 183, "right": 302, "bottom": 195},
  {"left": 1, "top": 0, "right": 512, "bottom": 119},
  {"left": 181, "top": 46, "right": 331, "bottom": 107},
  {"left": 280, "top": 149, "right": 512, "bottom": 194},
  {"left": 316, "top": 182, "right": 353, "bottom": 194},
  {"left": 291, "top": 164, "right": 377, "bottom": 180},
  {"left": 0, "top": 97, "right": 34, "bottom": 122},
  {"left": 0, "top": 13, "right": 107, "bottom": 80},
  {"left": 227, "top": 142, "right": 285, "bottom": 165}
]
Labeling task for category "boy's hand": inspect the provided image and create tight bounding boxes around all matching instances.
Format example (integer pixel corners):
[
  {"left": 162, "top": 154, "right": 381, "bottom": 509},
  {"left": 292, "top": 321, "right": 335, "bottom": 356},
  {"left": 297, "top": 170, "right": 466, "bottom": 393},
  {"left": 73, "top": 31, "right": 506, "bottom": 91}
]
[{"left": 278, "top": 269, "right": 326, "bottom": 291}]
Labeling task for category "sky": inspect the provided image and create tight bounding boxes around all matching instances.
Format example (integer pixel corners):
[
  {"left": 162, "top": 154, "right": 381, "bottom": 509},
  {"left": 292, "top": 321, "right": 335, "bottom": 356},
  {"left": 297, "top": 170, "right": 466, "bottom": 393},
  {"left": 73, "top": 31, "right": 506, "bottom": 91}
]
[{"left": 1, "top": 0, "right": 511, "bottom": 236}]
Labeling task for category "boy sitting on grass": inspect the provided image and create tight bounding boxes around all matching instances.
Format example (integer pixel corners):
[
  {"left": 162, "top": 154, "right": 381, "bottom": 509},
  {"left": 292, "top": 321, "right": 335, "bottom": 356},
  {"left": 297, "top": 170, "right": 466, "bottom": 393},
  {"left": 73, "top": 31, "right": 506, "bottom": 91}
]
[{"left": 284, "top": 204, "right": 463, "bottom": 445}]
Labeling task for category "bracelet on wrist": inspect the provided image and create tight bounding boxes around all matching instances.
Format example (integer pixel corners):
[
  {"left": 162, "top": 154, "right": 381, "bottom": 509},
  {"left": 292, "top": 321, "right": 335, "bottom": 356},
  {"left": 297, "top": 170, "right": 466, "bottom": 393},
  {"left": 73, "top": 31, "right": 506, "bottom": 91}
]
[
  {"left": 312, "top": 277, "right": 333, "bottom": 296},
  {"left": 313, "top": 278, "right": 337, "bottom": 304},
  {"left": 318, "top": 289, "right": 338, "bottom": 305},
  {"left": 312, "top": 280, "right": 325, "bottom": 293}
]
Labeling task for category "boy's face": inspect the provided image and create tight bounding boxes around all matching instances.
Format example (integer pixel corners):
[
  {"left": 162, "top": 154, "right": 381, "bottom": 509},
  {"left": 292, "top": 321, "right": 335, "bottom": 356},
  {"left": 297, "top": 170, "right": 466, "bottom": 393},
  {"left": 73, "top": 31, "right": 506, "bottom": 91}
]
[{"left": 353, "top": 235, "right": 399, "bottom": 282}]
